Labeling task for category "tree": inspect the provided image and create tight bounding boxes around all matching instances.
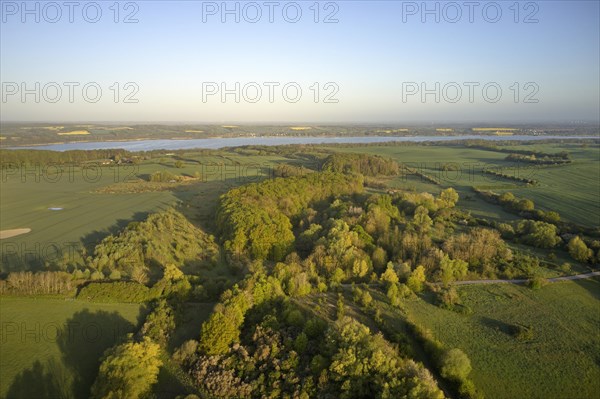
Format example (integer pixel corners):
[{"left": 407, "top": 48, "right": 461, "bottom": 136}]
[
  {"left": 440, "top": 348, "right": 472, "bottom": 381},
  {"left": 439, "top": 188, "right": 459, "bottom": 208},
  {"left": 387, "top": 283, "right": 402, "bottom": 307},
  {"left": 131, "top": 266, "right": 149, "bottom": 285},
  {"left": 543, "top": 211, "right": 560, "bottom": 224},
  {"left": 90, "top": 271, "right": 104, "bottom": 280},
  {"left": 140, "top": 299, "right": 175, "bottom": 347},
  {"left": 522, "top": 221, "right": 561, "bottom": 248},
  {"left": 198, "top": 289, "right": 251, "bottom": 355},
  {"left": 438, "top": 255, "right": 468, "bottom": 285},
  {"left": 407, "top": 265, "right": 426, "bottom": 293},
  {"left": 359, "top": 290, "right": 373, "bottom": 307},
  {"left": 109, "top": 270, "right": 121, "bottom": 280},
  {"left": 336, "top": 293, "right": 345, "bottom": 320},
  {"left": 516, "top": 199, "right": 534, "bottom": 212},
  {"left": 91, "top": 336, "right": 162, "bottom": 399},
  {"left": 567, "top": 236, "right": 593, "bottom": 263},
  {"left": 498, "top": 192, "right": 515, "bottom": 204},
  {"left": 380, "top": 262, "right": 399, "bottom": 286},
  {"left": 174, "top": 160, "right": 184, "bottom": 168},
  {"left": 413, "top": 206, "right": 432, "bottom": 235},
  {"left": 371, "top": 247, "right": 388, "bottom": 272},
  {"left": 352, "top": 257, "right": 371, "bottom": 279}
]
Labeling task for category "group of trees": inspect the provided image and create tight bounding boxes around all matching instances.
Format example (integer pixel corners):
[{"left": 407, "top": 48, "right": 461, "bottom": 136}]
[
  {"left": 217, "top": 172, "right": 364, "bottom": 262},
  {"left": 474, "top": 189, "right": 561, "bottom": 224},
  {"left": 321, "top": 153, "right": 400, "bottom": 176},
  {"left": 90, "top": 264, "right": 191, "bottom": 398},
  {"left": 443, "top": 228, "right": 511, "bottom": 273},
  {"left": 481, "top": 168, "right": 538, "bottom": 185},
  {"left": 272, "top": 163, "right": 312, "bottom": 178},
  {"left": 475, "top": 189, "right": 600, "bottom": 264},
  {"left": 505, "top": 153, "right": 571, "bottom": 165},
  {"left": 0, "top": 271, "right": 73, "bottom": 295},
  {"left": 178, "top": 284, "right": 445, "bottom": 398},
  {"left": 9, "top": 143, "right": 598, "bottom": 399},
  {"left": 0, "top": 208, "right": 218, "bottom": 302},
  {"left": 90, "top": 336, "right": 162, "bottom": 399},
  {"left": 78, "top": 263, "right": 192, "bottom": 303},
  {"left": 0, "top": 149, "right": 135, "bottom": 165},
  {"left": 149, "top": 170, "right": 182, "bottom": 182},
  {"left": 88, "top": 208, "right": 219, "bottom": 278}
]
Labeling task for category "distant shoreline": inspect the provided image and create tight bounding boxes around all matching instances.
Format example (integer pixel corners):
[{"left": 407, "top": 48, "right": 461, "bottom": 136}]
[{"left": 4, "top": 134, "right": 599, "bottom": 152}]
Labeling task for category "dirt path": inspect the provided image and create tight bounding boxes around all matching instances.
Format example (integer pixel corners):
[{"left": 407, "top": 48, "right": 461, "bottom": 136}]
[
  {"left": 452, "top": 271, "right": 600, "bottom": 286},
  {"left": 0, "top": 228, "right": 31, "bottom": 240}
]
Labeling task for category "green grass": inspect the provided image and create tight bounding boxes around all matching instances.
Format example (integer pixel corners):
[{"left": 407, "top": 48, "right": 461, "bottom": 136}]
[
  {"left": 0, "top": 297, "right": 143, "bottom": 398},
  {"left": 332, "top": 144, "right": 600, "bottom": 227},
  {"left": 0, "top": 152, "right": 293, "bottom": 272},
  {"left": 404, "top": 279, "right": 600, "bottom": 399},
  {"left": 2, "top": 144, "right": 596, "bottom": 273}
]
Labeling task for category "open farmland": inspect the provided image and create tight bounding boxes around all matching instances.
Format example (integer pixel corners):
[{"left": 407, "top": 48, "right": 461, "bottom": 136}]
[
  {"left": 332, "top": 143, "right": 600, "bottom": 227},
  {"left": 0, "top": 151, "right": 292, "bottom": 272}
]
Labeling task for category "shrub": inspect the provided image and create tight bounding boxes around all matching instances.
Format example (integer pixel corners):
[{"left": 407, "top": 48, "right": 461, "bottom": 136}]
[
  {"left": 567, "top": 236, "right": 593, "bottom": 263},
  {"left": 440, "top": 348, "right": 472, "bottom": 381},
  {"left": 513, "top": 324, "right": 535, "bottom": 342},
  {"left": 109, "top": 270, "right": 122, "bottom": 280},
  {"left": 78, "top": 281, "right": 156, "bottom": 303},
  {"left": 527, "top": 276, "right": 548, "bottom": 290}
]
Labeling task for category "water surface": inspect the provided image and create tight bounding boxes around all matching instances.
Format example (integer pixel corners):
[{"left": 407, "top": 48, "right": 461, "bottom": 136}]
[{"left": 8, "top": 135, "right": 598, "bottom": 152}]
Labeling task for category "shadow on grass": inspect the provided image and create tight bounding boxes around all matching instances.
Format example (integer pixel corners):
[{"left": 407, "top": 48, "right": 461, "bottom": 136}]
[
  {"left": 572, "top": 276, "right": 600, "bottom": 301},
  {"left": 6, "top": 309, "right": 139, "bottom": 399},
  {"left": 479, "top": 316, "right": 517, "bottom": 336},
  {"left": 5, "top": 358, "right": 72, "bottom": 399},
  {"left": 80, "top": 212, "right": 151, "bottom": 254}
]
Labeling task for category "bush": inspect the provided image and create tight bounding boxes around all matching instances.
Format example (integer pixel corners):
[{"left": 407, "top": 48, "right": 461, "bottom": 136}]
[
  {"left": 407, "top": 265, "right": 426, "bottom": 293},
  {"left": 513, "top": 324, "right": 534, "bottom": 342},
  {"left": 90, "top": 271, "right": 104, "bottom": 280},
  {"left": 109, "top": 270, "right": 122, "bottom": 280},
  {"left": 78, "top": 281, "right": 157, "bottom": 303},
  {"left": 527, "top": 276, "right": 548, "bottom": 290},
  {"left": 173, "top": 340, "right": 199, "bottom": 366},
  {"left": 440, "top": 348, "right": 472, "bottom": 381},
  {"left": 567, "top": 236, "right": 593, "bottom": 263}
]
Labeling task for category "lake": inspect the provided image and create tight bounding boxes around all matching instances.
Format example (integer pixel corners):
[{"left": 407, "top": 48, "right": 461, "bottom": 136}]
[{"left": 7, "top": 135, "right": 599, "bottom": 152}]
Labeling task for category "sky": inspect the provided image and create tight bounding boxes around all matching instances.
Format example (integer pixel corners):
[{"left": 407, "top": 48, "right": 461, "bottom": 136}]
[{"left": 1, "top": 0, "right": 599, "bottom": 123}]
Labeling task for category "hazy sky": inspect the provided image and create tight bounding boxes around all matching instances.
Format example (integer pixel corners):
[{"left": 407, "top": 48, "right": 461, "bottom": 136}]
[{"left": 1, "top": 0, "right": 599, "bottom": 123}]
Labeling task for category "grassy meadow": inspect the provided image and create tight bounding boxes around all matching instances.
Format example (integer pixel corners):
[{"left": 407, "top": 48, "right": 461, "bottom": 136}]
[
  {"left": 0, "top": 152, "right": 291, "bottom": 272},
  {"left": 404, "top": 279, "right": 600, "bottom": 399},
  {"left": 0, "top": 141, "right": 598, "bottom": 398},
  {"left": 0, "top": 297, "right": 143, "bottom": 398},
  {"left": 332, "top": 143, "right": 600, "bottom": 227}
]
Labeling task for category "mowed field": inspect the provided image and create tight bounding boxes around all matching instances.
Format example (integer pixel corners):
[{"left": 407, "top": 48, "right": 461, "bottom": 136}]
[
  {"left": 405, "top": 279, "right": 600, "bottom": 399},
  {"left": 501, "top": 144, "right": 600, "bottom": 227},
  {"left": 0, "top": 297, "right": 143, "bottom": 398},
  {"left": 332, "top": 144, "right": 600, "bottom": 227}
]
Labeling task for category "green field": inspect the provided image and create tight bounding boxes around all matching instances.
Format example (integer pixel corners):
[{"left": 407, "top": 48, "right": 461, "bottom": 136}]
[
  {"left": 0, "top": 152, "right": 292, "bottom": 272},
  {"left": 404, "top": 279, "right": 600, "bottom": 399},
  {"left": 332, "top": 144, "right": 600, "bottom": 227},
  {"left": 0, "top": 297, "right": 143, "bottom": 398},
  {"left": 1, "top": 141, "right": 598, "bottom": 399},
  {"left": 2, "top": 144, "right": 597, "bottom": 274}
]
